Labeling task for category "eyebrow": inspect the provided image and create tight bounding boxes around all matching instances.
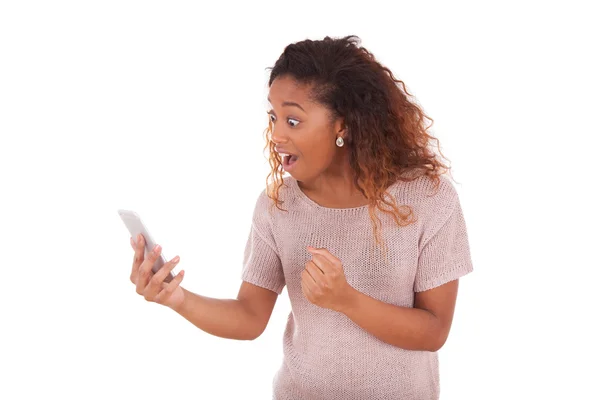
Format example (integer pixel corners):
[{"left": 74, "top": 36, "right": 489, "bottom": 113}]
[{"left": 267, "top": 96, "right": 306, "bottom": 113}]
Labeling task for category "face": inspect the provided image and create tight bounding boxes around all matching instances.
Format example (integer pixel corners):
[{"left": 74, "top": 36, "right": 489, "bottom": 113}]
[{"left": 267, "top": 75, "right": 346, "bottom": 182}]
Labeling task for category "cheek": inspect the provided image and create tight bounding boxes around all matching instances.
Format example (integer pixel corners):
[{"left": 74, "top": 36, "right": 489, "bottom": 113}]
[
  {"left": 309, "top": 147, "right": 335, "bottom": 167},
  {"left": 303, "top": 138, "right": 332, "bottom": 160},
  {"left": 293, "top": 134, "right": 336, "bottom": 175}
]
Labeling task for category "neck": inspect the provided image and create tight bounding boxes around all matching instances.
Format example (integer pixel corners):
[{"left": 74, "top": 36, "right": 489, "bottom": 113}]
[{"left": 297, "top": 156, "right": 369, "bottom": 208}]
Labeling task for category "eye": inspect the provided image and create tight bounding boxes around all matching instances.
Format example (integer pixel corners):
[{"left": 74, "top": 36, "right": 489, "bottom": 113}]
[{"left": 267, "top": 111, "right": 300, "bottom": 128}]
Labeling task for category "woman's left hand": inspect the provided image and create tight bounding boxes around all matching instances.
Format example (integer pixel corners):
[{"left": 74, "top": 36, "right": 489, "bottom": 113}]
[{"left": 301, "top": 246, "right": 356, "bottom": 313}]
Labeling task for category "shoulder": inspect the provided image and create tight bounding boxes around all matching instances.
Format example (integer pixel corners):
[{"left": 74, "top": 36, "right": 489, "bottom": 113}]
[
  {"left": 390, "top": 173, "right": 460, "bottom": 234},
  {"left": 251, "top": 176, "right": 297, "bottom": 225},
  {"left": 253, "top": 176, "right": 297, "bottom": 210},
  {"left": 415, "top": 174, "right": 458, "bottom": 209},
  {"left": 392, "top": 173, "right": 458, "bottom": 206}
]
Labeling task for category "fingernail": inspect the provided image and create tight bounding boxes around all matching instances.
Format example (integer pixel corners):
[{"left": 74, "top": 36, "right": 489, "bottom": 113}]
[
  {"left": 154, "top": 244, "right": 161, "bottom": 253},
  {"left": 173, "top": 256, "right": 180, "bottom": 263}
]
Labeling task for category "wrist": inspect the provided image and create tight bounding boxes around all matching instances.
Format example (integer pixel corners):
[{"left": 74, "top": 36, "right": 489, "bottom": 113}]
[
  {"left": 337, "top": 284, "right": 359, "bottom": 315},
  {"left": 170, "top": 287, "right": 188, "bottom": 314}
]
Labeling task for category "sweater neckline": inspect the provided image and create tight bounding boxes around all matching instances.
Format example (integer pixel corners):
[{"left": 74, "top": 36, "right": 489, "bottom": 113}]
[{"left": 290, "top": 178, "right": 372, "bottom": 212}]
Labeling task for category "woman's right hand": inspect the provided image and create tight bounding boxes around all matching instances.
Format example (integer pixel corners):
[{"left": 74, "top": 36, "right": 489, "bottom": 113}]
[{"left": 129, "top": 234, "right": 186, "bottom": 311}]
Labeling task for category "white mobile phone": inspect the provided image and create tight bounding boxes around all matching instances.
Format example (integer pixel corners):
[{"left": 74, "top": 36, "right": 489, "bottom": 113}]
[{"left": 118, "top": 209, "right": 176, "bottom": 283}]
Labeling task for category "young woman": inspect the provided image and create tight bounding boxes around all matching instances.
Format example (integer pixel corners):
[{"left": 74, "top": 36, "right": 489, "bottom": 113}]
[{"left": 129, "top": 35, "right": 474, "bottom": 400}]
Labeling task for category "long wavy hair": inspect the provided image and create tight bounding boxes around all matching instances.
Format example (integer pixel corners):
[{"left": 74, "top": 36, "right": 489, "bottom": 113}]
[{"left": 263, "top": 35, "right": 454, "bottom": 254}]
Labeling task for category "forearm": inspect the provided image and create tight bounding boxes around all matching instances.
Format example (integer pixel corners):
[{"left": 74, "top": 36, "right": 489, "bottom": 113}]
[
  {"left": 340, "top": 287, "right": 443, "bottom": 351},
  {"left": 173, "top": 287, "right": 259, "bottom": 341}
]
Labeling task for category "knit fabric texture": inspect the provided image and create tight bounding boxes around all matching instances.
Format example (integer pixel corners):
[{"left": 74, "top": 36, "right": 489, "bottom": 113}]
[{"left": 241, "top": 174, "right": 474, "bottom": 400}]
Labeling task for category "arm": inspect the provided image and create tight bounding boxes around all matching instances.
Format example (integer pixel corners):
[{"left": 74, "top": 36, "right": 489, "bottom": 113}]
[
  {"left": 340, "top": 279, "right": 459, "bottom": 351},
  {"left": 173, "top": 281, "right": 278, "bottom": 341}
]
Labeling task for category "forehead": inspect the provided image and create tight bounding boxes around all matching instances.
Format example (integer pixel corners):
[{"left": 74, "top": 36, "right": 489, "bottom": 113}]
[{"left": 268, "top": 76, "right": 313, "bottom": 105}]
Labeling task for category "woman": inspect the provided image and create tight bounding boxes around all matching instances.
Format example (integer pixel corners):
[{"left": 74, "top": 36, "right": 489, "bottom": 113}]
[{"left": 129, "top": 35, "right": 474, "bottom": 400}]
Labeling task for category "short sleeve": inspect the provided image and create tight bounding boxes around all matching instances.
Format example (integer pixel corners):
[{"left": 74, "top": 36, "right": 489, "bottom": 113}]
[
  {"left": 414, "top": 194, "right": 474, "bottom": 292},
  {"left": 240, "top": 191, "right": 286, "bottom": 295}
]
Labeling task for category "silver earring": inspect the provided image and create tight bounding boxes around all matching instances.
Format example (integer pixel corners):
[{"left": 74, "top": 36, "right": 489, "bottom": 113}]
[{"left": 336, "top": 136, "right": 344, "bottom": 147}]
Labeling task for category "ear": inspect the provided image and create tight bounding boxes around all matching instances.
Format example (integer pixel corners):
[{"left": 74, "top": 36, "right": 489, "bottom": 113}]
[{"left": 335, "top": 117, "right": 347, "bottom": 138}]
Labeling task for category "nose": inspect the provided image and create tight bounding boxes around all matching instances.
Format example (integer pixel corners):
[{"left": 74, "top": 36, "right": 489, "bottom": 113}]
[{"left": 270, "top": 123, "right": 287, "bottom": 145}]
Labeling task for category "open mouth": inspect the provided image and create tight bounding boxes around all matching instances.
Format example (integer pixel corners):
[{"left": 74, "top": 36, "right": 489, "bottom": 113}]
[{"left": 283, "top": 154, "right": 299, "bottom": 167}]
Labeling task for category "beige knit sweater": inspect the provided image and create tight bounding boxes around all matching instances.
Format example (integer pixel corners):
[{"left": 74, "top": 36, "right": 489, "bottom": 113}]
[{"left": 241, "top": 174, "right": 474, "bottom": 399}]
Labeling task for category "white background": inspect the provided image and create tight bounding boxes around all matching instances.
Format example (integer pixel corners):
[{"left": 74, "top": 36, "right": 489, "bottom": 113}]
[{"left": 1, "top": 1, "right": 598, "bottom": 399}]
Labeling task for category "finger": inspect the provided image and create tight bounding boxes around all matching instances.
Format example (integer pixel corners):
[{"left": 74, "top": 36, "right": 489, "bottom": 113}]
[
  {"left": 308, "top": 246, "right": 340, "bottom": 266},
  {"left": 151, "top": 255, "right": 180, "bottom": 287},
  {"left": 133, "top": 234, "right": 145, "bottom": 265},
  {"left": 130, "top": 234, "right": 145, "bottom": 283},
  {"left": 155, "top": 270, "right": 185, "bottom": 304},
  {"left": 300, "top": 271, "right": 312, "bottom": 300},
  {"left": 143, "top": 257, "right": 177, "bottom": 302},
  {"left": 308, "top": 253, "right": 332, "bottom": 274},
  {"left": 136, "top": 244, "right": 161, "bottom": 295},
  {"left": 302, "top": 269, "right": 320, "bottom": 294},
  {"left": 304, "top": 262, "right": 322, "bottom": 283},
  {"left": 306, "top": 262, "right": 327, "bottom": 286}
]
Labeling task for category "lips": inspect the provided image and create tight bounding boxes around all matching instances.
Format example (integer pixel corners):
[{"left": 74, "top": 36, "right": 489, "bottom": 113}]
[
  {"left": 282, "top": 154, "right": 299, "bottom": 171},
  {"left": 275, "top": 147, "right": 298, "bottom": 157},
  {"left": 275, "top": 148, "right": 299, "bottom": 163},
  {"left": 284, "top": 154, "right": 298, "bottom": 164},
  {"left": 275, "top": 148, "right": 299, "bottom": 171}
]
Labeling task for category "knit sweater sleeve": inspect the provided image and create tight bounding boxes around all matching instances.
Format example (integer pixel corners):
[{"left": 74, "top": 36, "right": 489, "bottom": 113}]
[
  {"left": 240, "top": 190, "right": 286, "bottom": 295},
  {"left": 414, "top": 187, "right": 474, "bottom": 292}
]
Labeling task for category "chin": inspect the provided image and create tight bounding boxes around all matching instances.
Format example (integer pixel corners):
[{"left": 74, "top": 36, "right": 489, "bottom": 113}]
[
  {"left": 285, "top": 171, "right": 299, "bottom": 180},
  {"left": 283, "top": 164, "right": 301, "bottom": 180}
]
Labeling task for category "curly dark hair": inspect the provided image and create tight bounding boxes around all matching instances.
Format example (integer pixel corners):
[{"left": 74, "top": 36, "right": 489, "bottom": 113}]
[{"left": 263, "top": 35, "right": 455, "bottom": 253}]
